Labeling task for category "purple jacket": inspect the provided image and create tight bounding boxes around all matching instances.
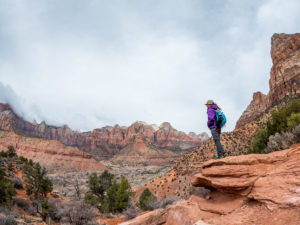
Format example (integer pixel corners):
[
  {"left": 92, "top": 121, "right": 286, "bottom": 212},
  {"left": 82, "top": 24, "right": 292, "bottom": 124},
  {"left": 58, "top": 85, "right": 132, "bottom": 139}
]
[{"left": 207, "top": 104, "right": 218, "bottom": 129}]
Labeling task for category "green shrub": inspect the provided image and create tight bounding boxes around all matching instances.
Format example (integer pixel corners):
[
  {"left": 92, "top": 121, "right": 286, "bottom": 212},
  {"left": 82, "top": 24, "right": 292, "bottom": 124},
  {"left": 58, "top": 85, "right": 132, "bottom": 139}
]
[
  {"left": 248, "top": 98, "right": 300, "bottom": 154},
  {"left": 248, "top": 128, "right": 269, "bottom": 154},
  {"left": 0, "top": 168, "right": 16, "bottom": 209},
  {"left": 265, "top": 131, "right": 296, "bottom": 153},
  {"left": 7, "top": 146, "right": 17, "bottom": 158},
  {"left": 0, "top": 150, "right": 8, "bottom": 158},
  {"left": 138, "top": 188, "right": 157, "bottom": 211},
  {"left": 287, "top": 113, "right": 300, "bottom": 130},
  {"left": 84, "top": 193, "right": 99, "bottom": 206},
  {"left": 22, "top": 162, "right": 53, "bottom": 199},
  {"left": 84, "top": 171, "right": 132, "bottom": 213},
  {"left": 41, "top": 198, "right": 50, "bottom": 221}
]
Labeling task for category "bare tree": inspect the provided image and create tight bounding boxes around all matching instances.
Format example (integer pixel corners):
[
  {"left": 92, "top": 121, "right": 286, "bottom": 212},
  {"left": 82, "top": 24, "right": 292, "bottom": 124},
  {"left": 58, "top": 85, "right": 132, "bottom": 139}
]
[
  {"left": 67, "top": 201, "right": 97, "bottom": 225},
  {"left": 73, "top": 178, "right": 81, "bottom": 200}
]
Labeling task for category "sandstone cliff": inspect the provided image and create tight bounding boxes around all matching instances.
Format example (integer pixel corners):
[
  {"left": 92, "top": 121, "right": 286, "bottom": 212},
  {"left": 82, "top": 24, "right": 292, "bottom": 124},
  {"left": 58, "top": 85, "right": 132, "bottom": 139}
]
[
  {"left": 0, "top": 130, "right": 107, "bottom": 172},
  {"left": 0, "top": 104, "right": 207, "bottom": 159},
  {"left": 111, "top": 134, "right": 178, "bottom": 166},
  {"left": 235, "top": 33, "right": 300, "bottom": 129},
  {"left": 235, "top": 92, "right": 269, "bottom": 129}
]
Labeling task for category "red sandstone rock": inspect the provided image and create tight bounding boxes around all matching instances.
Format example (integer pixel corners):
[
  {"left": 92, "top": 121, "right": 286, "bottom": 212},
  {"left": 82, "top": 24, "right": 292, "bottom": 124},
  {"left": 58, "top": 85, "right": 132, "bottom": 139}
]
[
  {"left": 120, "top": 200, "right": 209, "bottom": 225},
  {"left": 191, "top": 143, "right": 300, "bottom": 208},
  {"left": 129, "top": 144, "right": 300, "bottom": 225},
  {"left": 269, "top": 33, "right": 300, "bottom": 104},
  {"left": 0, "top": 106, "right": 205, "bottom": 159},
  {"left": 0, "top": 130, "right": 107, "bottom": 172},
  {"left": 235, "top": 92, "right": 269, "bottom": 129},
  {"left": 236, "top": 33, "right": 300, "bottom": 129},
  {"left": 111, "top": 134, "right": 178, "bottom": 166}
]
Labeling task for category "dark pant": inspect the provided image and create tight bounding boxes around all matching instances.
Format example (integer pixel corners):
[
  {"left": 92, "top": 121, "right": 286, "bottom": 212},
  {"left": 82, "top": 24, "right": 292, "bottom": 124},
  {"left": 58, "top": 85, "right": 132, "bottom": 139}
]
[{"left": 210, "top": 128, "right": 225, "bottom": 156}]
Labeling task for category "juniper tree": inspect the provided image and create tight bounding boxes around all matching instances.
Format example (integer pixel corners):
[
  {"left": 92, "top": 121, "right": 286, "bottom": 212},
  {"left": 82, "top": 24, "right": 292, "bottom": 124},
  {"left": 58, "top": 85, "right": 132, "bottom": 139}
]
[
  {"left": 22, "top": 162, "right": 53, "bottom": 200},
  {"left": 0, "top": 167, "right": 16, "bottom": 209},
  {"left": 84, "top": 170, "right": 132, "bottom": 213}
]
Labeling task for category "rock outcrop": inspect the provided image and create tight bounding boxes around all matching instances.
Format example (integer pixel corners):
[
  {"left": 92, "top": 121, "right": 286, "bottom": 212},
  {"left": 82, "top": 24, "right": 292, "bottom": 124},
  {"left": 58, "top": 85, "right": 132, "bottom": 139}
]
[
  {"left": 120, "top": 199, "right": 210, "bottom": 225},
  {"left": 0, "top": 104, "right": 206, "bottom": 159},
  {"left": 235, "top": 92, "right": 269, "bottom": 129},
  {"left": 269, "top": 33, "right": 300, "bottom": 103},
  {"left": 191, "top": 143, "right": 300, "bottom": 209},
  {"left": 0, "top": 130, "right": 107, "bottom": 172},
  {"left": 236, "top": 33, "right": 300, "bottom": 129},
  {"left": 126, "top": 144, "right": 300, "bottom": 225},
  {"left": 111, "top": 135, "right": 178, "bottom": 166}
]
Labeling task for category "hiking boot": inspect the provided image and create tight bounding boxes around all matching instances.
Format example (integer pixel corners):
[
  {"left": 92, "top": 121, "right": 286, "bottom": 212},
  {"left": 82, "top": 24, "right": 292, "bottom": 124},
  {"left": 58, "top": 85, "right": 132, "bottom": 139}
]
[{"left": 214, "top": 155, "right": 220, "bottom": 159}]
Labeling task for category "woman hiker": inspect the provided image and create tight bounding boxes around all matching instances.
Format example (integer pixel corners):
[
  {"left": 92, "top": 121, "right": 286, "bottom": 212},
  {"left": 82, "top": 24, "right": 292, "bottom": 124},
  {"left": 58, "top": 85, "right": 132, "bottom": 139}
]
[{"left": 205, "top": 100, "right": 226, "bottom": 158}]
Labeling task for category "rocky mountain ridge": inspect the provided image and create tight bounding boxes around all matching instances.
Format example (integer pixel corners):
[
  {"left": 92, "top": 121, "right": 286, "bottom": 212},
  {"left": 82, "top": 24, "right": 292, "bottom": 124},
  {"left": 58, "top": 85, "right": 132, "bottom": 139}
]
[
  {"left": 0, "top": 104, "right": 208, "bottom": 160},
  {"left": 235, "top": 33, "right": 300, "bottom": 129},
  {"left": 0, "top": 130, "right": 107, "bottom": 172}
]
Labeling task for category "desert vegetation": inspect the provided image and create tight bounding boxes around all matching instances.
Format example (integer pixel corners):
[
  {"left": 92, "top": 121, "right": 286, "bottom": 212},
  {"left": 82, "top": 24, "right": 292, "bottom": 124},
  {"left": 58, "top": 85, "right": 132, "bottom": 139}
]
[
  {"left": 0, "top": 146, "right": 100, "bottom": 224},
  {"left": 248, "top": 98, "right": 300, "bottom": 154},
  {"left": 84, "top": 170, "right": 132, "bottom": 213}
]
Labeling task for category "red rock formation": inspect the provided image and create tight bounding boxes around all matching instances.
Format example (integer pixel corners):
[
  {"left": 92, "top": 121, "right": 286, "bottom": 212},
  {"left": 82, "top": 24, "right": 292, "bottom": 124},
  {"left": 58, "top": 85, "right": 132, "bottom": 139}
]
[
  {"left": 111, "top": 135, "right": 178, "bottom": 166},
  {"left": 0, "top": 130, "right": 107, "bottom": 172},
  {"left": 120, "top": 199, "right": 209, "bottom": 225},
  {"left": 236, "top": 33, "right": 300, "bottom": 129},
  {"left": 269, "top": 33, "right": 300, "bottom": 103},
  {"left": 235, "top": 92, "right": 269, "bottom": 129},
  {"left": 0, "top": 105, "right": 206, "bottom": 159},
  {"left": 125, "top": 144, "right": 300, "bottom": 225},
  {"left": 191, "top": 143, "right": 300, "bottom": 208}
]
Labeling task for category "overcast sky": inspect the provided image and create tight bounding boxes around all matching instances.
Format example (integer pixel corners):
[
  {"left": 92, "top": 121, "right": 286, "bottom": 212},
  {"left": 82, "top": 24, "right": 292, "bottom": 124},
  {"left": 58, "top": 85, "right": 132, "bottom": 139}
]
[{"left": 0, "top": 0, "right": 300, "bottom": 134}]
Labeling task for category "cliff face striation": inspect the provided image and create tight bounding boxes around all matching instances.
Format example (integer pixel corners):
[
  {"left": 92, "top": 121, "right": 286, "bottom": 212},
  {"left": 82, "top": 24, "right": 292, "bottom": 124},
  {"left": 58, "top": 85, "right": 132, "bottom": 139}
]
[
  {"left": 111, "top": 134, "right": 178, "bottom": 166},
  {"left": 0, "top": 104, "right": 207, "bottom": 159},
  {"left": 235, "top": 92, "right": 269, "bottom": 129},
  {"left": 0, "top": 130, "right": 107, "bottom": 172},
  {"left": 236, "top": 33, "right": 300, "bottom": 129}
]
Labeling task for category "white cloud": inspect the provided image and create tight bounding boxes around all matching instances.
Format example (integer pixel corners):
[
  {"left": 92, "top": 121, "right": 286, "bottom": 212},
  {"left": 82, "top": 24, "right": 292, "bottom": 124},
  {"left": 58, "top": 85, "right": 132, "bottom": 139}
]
[
  {"left": 0, "top": 0, "right": 299, "bottom": 134},
  {"left": 257, "top": 0, "right": 300, "bottom": 33}
]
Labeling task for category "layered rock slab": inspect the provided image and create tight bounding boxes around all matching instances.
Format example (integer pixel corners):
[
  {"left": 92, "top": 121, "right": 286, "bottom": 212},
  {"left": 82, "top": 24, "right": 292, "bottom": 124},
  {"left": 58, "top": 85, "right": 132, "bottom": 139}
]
[
  {"left": 120, "top": 199, "right": 210, "bottom": 225},
  {"left": 191, "top": 143, "right": 300, "bottom": 208}
]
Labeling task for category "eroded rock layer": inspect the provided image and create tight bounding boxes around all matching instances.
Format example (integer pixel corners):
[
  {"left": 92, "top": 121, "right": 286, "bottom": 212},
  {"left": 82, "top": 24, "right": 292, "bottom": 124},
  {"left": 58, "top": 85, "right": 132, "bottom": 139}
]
[
  {"left": 0, "top": 104, "right": 207, "bottom": 159},
  {"left": 191, "top": 143, "right": 300, "bottom": 208},
  {"left": 236, "top": 33, "right": 300, "bottom": 129},
  {"left": 0, "top": 130, "right": 107, "bottom": 172}
]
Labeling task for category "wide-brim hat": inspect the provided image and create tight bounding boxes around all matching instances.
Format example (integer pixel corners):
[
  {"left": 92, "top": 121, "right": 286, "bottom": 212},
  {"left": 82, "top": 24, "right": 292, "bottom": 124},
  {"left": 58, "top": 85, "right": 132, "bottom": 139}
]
[{"left": 205, "top": 100, "right": 214, "bottom": 105}]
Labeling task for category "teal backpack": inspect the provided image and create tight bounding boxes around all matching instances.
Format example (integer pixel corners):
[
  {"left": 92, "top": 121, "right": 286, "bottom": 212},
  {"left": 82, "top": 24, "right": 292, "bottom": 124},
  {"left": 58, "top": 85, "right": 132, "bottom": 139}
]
[{"left": 215, "top": 110, "right": 227, "bottom": 128}]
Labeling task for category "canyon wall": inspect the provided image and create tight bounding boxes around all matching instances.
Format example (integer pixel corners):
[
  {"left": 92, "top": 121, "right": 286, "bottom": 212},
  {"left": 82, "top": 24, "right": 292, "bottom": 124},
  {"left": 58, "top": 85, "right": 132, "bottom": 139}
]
[
  {"left": 0, "top": 104, "right": 207, "bottom": 159},
  {"left": 235, "top": 33, "right": 300, "bottom": 129},
  {"left": 0, "top": 130, "right": 107, "bottom": 172}
]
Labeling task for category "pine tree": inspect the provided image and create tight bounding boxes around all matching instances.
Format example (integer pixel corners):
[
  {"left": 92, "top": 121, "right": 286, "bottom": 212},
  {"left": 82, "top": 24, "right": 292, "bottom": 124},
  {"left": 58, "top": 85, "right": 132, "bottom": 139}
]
[
  {"left": 22, "top": 162, "right": 53, "bottom": 200},
  {"left": 7, "top": 146, "right": 17, "bottom": 158},
  {"left": 85, "top": 171, "right": 132, "bottom": 213},
  {"left": 138, "top": 188, "right": 156, "bottom": 210},
  {"left": 41, "top": 198, "right": 50, "bottom": 222},
  {"left": 115, "top": 177, "right": 131, "bottom": 212},
  {"left": 0, "top": 167, "right": 16, "bottom": 209}
]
